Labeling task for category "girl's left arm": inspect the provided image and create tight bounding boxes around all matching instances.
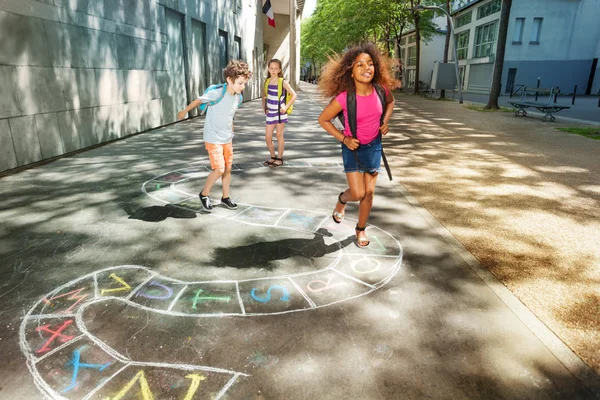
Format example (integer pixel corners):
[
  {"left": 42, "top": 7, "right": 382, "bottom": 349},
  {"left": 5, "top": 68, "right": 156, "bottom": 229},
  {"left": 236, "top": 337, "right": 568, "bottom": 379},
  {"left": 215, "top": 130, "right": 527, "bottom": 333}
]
[
  {"left": 379, "top": 89, "right": 395, "bottom": 135},
  {"left": 281, "top": 80, "right": 298, "bottom": 112}
]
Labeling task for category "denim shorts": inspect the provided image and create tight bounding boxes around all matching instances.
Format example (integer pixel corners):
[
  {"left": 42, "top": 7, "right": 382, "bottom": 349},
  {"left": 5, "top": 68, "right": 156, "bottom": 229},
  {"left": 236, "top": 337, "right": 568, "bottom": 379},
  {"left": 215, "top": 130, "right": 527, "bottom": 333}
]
[{"left": 341, "top": 136, "right": 382, "bottom": 174}]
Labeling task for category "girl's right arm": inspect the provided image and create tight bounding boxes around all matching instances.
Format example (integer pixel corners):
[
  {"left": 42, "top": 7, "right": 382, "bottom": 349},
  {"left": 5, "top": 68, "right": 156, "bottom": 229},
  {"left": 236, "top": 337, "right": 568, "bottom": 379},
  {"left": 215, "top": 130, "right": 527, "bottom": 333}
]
[
  {"left": 177, "top": 99, "right": 202, "bottom": 120},
  {"left": 317, "top": 99, "right": 359, "bottom": 151}
]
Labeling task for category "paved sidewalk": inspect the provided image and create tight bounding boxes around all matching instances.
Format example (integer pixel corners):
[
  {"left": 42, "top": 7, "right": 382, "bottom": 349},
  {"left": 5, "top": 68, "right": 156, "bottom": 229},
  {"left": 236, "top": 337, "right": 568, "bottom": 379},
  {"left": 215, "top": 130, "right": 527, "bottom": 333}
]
[
  {"left": 0, "top": 82, "right": 599, "bottom": 399},
  {"left": 438, "top": 91, "right": 600, "bottom": 124}
]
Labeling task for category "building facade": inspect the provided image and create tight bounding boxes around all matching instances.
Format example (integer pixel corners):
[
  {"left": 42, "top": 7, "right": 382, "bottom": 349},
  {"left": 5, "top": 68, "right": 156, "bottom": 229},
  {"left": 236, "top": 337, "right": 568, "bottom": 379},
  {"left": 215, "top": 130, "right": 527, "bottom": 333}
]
[
  {"left": 450, "top": 0, "right": 600, "bottom": 94},
  {"left": 399, "top": 16, "right": 448, "bottom": 90},
  {"left": 0, "top": 0, "right": 303, "bottom": 174}
]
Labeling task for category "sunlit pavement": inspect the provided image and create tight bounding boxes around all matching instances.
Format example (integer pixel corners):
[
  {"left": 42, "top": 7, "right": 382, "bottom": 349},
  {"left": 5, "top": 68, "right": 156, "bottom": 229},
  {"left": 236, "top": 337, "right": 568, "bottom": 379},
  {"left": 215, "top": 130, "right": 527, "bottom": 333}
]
[{"left": 0, "top": 82, "right": 599, "bottom": 399}]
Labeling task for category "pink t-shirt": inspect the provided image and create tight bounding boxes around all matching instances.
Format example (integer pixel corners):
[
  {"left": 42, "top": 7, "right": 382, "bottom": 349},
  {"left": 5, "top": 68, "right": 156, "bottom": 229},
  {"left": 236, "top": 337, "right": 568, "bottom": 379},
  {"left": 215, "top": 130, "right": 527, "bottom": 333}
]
[{"left": 335, "top": 88, "right": 386, "bottom": 144}]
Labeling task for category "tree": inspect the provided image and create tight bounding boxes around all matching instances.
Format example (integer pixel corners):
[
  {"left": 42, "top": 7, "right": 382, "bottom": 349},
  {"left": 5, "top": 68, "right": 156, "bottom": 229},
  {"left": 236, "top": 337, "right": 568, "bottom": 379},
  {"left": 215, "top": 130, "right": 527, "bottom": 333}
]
[
  {"left": 485, "top": 0, "right": 512, "bottom": 109},
  {"left": 440, "top": 0, "right": 450, "bottom": 99}
]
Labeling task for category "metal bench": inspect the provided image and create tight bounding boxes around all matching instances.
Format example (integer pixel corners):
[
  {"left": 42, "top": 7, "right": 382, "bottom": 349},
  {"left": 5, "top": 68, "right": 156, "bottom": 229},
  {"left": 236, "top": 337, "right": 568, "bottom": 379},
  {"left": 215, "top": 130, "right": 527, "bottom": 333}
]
[{"left": 508, "top": 87, "right": 570, "bottom": 121}]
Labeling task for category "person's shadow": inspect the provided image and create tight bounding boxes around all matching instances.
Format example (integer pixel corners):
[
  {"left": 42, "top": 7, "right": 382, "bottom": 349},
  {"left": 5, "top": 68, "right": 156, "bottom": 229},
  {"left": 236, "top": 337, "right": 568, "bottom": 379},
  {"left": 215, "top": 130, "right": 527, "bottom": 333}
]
[
  {"left": 125, "top": 204, "right": 197, "bottom": 222},
  {"left": 210, "top": 228, "right": 355, "bottom": 270}
]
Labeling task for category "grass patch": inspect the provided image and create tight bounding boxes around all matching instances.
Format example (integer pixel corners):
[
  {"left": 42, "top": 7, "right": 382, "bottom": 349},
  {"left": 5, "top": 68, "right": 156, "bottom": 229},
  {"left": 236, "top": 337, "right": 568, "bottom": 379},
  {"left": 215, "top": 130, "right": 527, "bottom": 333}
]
[
  {"left": 464, "top": 104, "right": 513, "bottom": 112},
  {"left": 556, "top": 127, "right": 600, "bottom": 140}
]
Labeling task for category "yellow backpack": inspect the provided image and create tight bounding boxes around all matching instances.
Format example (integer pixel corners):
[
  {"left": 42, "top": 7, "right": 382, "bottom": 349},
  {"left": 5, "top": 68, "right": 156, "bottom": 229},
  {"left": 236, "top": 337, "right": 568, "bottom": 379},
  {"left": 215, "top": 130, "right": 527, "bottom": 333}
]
[{"left": 264, "top": 77, "right": 293, "bottom": 115}]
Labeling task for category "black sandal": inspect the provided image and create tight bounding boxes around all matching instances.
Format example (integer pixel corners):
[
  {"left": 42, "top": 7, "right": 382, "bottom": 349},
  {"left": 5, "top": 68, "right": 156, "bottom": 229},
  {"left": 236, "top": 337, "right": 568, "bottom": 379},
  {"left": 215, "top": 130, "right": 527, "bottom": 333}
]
[
  {"left": 332, "top": 192, "right": 346, "bottom": 223},
  {"left": 264, "top": 156, "right": 277, "bottom": 166},
  {"left": 271, "top": 157, "right": 283, "bottom": 167},
  {"left": 355, "top": 225, "right": 370, "bottom": 247}
]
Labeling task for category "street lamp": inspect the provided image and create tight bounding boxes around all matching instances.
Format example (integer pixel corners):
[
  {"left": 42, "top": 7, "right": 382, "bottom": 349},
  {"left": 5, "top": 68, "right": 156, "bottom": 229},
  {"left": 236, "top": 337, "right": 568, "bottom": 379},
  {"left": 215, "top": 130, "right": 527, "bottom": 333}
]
[{"left": 411, "top": 4, "right": 463, "bottom": 103}]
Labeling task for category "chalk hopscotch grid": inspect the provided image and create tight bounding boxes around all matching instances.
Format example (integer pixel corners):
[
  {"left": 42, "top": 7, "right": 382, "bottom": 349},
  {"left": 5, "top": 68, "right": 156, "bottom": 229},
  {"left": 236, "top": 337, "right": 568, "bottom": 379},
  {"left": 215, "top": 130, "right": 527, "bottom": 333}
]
[{"left": 21, "top": 163, "right": 403, "bottom": 400}]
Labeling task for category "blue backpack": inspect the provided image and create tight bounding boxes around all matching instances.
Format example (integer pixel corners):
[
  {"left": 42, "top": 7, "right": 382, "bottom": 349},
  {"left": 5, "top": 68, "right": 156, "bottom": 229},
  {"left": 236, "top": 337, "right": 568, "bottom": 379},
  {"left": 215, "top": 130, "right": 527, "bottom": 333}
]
[{"left": 198, "top": 83, "right": 243, "bottom": 114}]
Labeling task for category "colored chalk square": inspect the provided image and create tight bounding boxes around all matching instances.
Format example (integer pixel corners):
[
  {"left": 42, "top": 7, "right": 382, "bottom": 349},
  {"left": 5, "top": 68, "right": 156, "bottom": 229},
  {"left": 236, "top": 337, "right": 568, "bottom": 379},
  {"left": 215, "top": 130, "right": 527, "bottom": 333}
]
[
  {"left": 170, "top": 283, "right": 242, "bottom": 315},
  {"left": 278, "top": 210, "right": 327, "bottom": 232},
  {"left": 96, "top": 268, "right": 153, "bottom": 299},
  {"left": 332, "top": 254, "right": 401, "bottom": 287},
  {"left": 238, "top": 279, "right": 311, "bottom": 314},
  {"left": 34, "top": 340, "right": 121, "bottom": 398},
  {"left": 89, "top": 366, "right": 236, "bottom": 400},
  {"left": 24, "top": 317, "right": 81, "bottom": 357},
  {"left": 234, "top": 206, "right": 287, "bottom": 226},
  {"left": 33, "top": 280, "right": 95, "bottom": 316},
  {"left": 130, "top": 279, "right": 185, "bottom": 311},
  {"left": 291, "top": 270, "right": 372, "bottom": 307}
]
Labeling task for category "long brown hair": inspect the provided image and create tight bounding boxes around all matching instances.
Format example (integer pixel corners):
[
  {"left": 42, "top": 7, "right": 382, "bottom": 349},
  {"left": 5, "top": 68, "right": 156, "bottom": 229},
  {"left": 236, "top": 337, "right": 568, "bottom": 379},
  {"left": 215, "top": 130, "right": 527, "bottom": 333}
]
[
  {"left": 267, "top": 59, "right": 284, "bottom": 78},
  {"left": 318, "top": 42, "right": 397, "bottom": 97}
]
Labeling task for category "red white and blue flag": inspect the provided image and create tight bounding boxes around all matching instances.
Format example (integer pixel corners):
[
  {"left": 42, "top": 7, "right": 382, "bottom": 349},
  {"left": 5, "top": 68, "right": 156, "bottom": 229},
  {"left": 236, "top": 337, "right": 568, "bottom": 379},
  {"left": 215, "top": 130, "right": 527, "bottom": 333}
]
[{"left": 262, "top": 0, "right": 276, "bottom": 28}]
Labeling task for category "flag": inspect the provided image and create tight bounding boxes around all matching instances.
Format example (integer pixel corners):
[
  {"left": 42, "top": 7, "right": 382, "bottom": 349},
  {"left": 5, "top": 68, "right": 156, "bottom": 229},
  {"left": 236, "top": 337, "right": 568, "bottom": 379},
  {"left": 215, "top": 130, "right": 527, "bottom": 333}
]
[{"left": 262, "top": 0, "right": 275, "bottom": 28}]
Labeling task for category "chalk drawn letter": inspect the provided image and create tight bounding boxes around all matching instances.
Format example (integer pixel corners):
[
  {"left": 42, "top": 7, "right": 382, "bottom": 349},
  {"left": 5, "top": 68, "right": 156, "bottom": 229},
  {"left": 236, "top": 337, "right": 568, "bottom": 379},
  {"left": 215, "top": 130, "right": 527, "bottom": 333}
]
[
  {"left": 135, "top": 281, "right": 173, "bottom": 300},
  {"left": 110, "top": 370, "right": 154, "bottom": 400},
  {"left": 62, "top": 347, "right": 112, "bottom": 392},
  {"left": 306, "top": 275, "right": 347, "bottom": 293},
  {"left": 183, "top": 373, "right": 207, "bottom": 400},
  {"left": 350, "top": 257, "right": 381, "bottom": 274},
  {"left": 192, "top": 289, "right": 231, "bottom": 309},
  {"left": 251, "top": 285, "right": 290, "bottom": 303},
  {"left": 100, "top": 273, "right": 132, "bottom": 296},
  {"left": 35, "top": 319, "right": 75, "bottom": 354},
  {"left": 42, "top": 288, "right": 88, "bottom": 313}
]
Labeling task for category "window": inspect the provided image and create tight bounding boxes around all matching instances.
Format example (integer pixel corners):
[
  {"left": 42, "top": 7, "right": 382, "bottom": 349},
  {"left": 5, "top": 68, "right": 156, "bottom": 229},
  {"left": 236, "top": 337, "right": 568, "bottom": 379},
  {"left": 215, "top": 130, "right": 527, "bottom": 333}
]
[
  {"left": 456, "top": 11, "right": 472, "bottom": 28},
  {"left": 408, "top": 35, "right": 416, "bottom": 44},
  {"left": 530, "top": 17, "right": 543, "bottom": 43},
  {"left": 234, "top": 36, "right": 242, "bottom": 60},
  {"left": 408, "top": 47, "right": 416, "bottom": 66},
  {"left": 218, "top": 30, "right": 228, "bottom": 71},
  {"left": 477, "top": 0, "right": 501, "bottom": 19},
  {"left": 474, "top": 20, "right": 498, "bottom": 58},
  {"left": 456, "top": 31, "right": 469, "bottom": 60},
  {"left": 400, "top": 37, "right": 406, "bottom": 45},
  {"left": 407, "top": 69, "right": 416, "bottom": 88},
  {"left": 513, "top": 18, "right": 524, "bottom": 43}
]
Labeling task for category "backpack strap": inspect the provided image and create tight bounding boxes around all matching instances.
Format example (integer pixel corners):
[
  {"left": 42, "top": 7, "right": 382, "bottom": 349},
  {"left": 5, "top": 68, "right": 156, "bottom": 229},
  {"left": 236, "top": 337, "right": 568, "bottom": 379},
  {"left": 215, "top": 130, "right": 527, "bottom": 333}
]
[
  {"left": 277, "top": 78, "right": 284, "bottom": 123},
  {"left": 346, "top": 84, "right": 393, "bottom": 181},
  {"left": 346, "top": 90, "right": 358, "bottom": 138},
  {"left": 373, "top": 84, "right": 387, "bottom": 127},
  {"left": 214, "top": 84, "right": 227, "bottom": 106}
]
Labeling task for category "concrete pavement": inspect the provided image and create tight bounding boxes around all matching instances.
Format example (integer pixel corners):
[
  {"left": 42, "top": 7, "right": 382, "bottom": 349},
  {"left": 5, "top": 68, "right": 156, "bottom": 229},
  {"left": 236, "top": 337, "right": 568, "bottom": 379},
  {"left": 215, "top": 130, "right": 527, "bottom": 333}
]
[{"left": 0, "top": 82, "right": 599, "bottom": 399}]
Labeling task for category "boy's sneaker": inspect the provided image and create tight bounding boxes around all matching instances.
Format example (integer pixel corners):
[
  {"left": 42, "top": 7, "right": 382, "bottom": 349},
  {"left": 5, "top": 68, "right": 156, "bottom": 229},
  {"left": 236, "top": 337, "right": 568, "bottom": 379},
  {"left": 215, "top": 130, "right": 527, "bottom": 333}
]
[
  {"left": 199, "top": 192, "right": 213, "bottom": 212},
  {"left": 220, "top": 197, "right": 238, "bottom": 210}
]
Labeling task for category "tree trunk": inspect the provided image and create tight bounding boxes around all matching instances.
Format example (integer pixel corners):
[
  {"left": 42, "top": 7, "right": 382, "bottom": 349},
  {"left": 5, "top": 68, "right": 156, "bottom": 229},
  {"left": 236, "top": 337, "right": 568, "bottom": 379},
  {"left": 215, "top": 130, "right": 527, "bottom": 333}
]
[
  {"left": 413, "top": 11, "right": 421, "bottom": 94},
  {"left": 485, "top": 0, "right": 512, "bottom": 109},
  {"left": 440, "top": 0, "right": 450, "bottom": 99}
]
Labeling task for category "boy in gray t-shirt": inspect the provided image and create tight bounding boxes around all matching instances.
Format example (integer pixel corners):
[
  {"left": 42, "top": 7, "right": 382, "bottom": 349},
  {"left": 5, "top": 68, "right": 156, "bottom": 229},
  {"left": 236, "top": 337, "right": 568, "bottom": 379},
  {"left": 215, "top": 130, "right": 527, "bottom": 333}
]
[{"left": 177, "top": 60, "right": 252, "bottom": 212}]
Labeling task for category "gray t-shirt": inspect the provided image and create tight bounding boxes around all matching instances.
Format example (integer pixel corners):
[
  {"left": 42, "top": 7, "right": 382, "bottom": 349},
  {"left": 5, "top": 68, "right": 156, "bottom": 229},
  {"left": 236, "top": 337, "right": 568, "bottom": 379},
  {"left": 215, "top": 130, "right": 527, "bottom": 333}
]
[{"left": 198, "top": 88, "right": 241, "bottom": 144}]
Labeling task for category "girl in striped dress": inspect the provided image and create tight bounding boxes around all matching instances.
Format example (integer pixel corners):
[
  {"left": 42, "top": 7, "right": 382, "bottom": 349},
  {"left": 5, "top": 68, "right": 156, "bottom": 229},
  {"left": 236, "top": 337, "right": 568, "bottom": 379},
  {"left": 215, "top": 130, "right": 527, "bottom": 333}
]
[{"left": 262, "top": 59, "right": 297, "bottom": 167}]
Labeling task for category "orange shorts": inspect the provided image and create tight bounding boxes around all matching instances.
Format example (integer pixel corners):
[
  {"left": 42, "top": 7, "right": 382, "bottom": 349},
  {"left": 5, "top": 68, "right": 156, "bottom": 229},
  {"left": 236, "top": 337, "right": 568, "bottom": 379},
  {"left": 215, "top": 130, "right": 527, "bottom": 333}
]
[{"left": 205, "top": 142, "right": 233, "bottom": 170}]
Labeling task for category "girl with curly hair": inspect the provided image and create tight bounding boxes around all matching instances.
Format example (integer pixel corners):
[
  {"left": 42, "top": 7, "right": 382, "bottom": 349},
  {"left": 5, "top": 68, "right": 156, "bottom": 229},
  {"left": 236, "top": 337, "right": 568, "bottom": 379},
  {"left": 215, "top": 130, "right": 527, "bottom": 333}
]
[{"left": 317, "top": 42, "right": 397, "bottom": 247}]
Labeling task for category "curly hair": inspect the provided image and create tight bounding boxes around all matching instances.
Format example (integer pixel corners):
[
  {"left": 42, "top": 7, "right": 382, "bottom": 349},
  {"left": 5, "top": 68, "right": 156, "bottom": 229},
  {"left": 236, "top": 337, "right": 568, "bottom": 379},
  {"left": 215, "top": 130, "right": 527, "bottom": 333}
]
[
  {"left": 223, "top": 60, "right": 253, "bottom": 81},
  {"left": 318, "top": 42, "right": 398, "bottom": 98},
  {"left": 267, "top": 59, "right": 284, "bottom": 78}
]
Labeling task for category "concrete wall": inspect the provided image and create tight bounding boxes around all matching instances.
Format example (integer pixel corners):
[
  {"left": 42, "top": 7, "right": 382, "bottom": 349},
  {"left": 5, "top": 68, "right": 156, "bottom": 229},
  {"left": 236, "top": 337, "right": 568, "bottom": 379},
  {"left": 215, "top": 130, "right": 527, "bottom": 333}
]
[
  {"left": 262, "top": 13, "right": 291, "bottom": 83},
  {"left": 502, "top": 60, "right": 593, "bottom": 95},
  {"left": 0, "top": 0, "right": 263, "bottom": 173},
  {"left": 506, "top": 0, "right": 600, "bottom": 62},
  {"left": 452, "top": 0, "right": 600, "bottom": 95}
]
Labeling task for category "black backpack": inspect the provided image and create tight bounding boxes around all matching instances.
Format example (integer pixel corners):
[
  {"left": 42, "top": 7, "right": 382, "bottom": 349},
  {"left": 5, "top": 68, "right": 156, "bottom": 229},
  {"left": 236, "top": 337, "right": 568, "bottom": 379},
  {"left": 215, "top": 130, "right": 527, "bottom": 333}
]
[{"left": 336, "top": 84, "right": 392, "bottom": 181}]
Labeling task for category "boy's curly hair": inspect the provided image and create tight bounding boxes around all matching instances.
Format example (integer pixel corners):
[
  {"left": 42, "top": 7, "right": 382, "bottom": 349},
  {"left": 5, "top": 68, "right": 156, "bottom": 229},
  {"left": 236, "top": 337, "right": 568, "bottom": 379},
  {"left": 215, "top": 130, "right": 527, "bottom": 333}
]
[
  {"left": 318, "top": 42, "right": 398, "bottom": 98},
  {"left": 223, "top": 60, "right": 252, "bottom": 81}
]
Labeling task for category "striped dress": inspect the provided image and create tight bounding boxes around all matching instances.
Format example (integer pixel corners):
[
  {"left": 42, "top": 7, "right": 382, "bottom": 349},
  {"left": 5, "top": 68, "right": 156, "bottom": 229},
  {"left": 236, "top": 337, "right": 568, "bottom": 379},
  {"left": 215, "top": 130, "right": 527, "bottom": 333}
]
[{"left": 266, "top": 83, "right": 288, "bottom": 125}]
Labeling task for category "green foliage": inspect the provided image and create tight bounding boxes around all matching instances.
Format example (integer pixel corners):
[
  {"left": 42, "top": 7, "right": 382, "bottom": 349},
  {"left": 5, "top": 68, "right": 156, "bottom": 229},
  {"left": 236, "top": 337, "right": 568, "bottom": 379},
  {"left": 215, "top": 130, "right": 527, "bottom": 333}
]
[{"left": 301, "top": 0, "right": 447, "bottom": 65}]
